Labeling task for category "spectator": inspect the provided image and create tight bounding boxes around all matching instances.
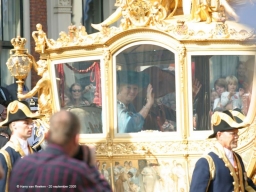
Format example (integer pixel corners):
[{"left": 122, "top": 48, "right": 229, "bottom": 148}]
[
  {"left": 220, "top": 76, "right": 244, "bottom": 110},
  {"left": 116, "top": 71, "right": 154, "bottom": 133},
  {"left": 9, "top": 110, "right": 112, "bottom": 192},
  {"left": 66, "top": 83, "right": 90, "bottom": 107},
  {"left": 0, "top": 104, "right": 11, "bottom": 148},
  {"left": 210, "top": 90, "right": 218, "bottom": 107},
  {"left": 0, "top": 86, "right": 13, "bottom": 107},
  {"left": 0, "top": 100, "right": 41, "bottom": 192},
  {"left": 212, "top": 78, "right": 227, "bottom": 111},
  {"left": 236, "top": 62, "right": 249, "bottom": 92},
  {"left": 6, "top": 81, "right": 29, "bottom": 100}
]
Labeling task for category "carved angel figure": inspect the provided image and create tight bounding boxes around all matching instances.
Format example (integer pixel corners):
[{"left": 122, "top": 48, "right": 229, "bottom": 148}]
[
  {"left": 190, "top": 0, "right": 242, "bottom": 23},
  {"left": 32, "top": 24, "right": 53, "bottom": 53},
  {"left": 18, "top": 57, "right": 52, "bottom": 118}
]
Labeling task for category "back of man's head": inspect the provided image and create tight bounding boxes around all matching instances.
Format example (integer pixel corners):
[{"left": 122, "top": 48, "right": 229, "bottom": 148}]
[{"left": 47, "top": 110, "right": 80, "bottom": 145}]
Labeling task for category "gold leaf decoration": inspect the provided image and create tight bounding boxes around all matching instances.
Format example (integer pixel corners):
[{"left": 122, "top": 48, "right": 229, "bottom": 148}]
[
  {"left": 9, "top": 101, "right": 19, "bottom": 114},
  {"left": 211, "top": 112, "right": 222, "bottom": 126}
]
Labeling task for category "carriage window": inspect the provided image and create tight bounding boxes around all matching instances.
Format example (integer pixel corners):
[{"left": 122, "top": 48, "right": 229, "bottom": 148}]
[
  {"left": 115, "top": 44, "right": 176, "bottom": 133},
  {"left": 54, "top": 60, "right": 102, "bottom": 134},
  {"left": 192, "top": 55, "right": 255, "bottom": 130}
]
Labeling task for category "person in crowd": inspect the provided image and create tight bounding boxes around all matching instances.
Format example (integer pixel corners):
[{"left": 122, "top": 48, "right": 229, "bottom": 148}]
[
  {"left": 0, "top": 86, "right": 13, "bottom": 107},
  {"left": 212, "top": 78, "right": 227, "bottom": 111},
  {"left": 6, "top": 81, "right": 29, "bottom": 101},
  {"left": 0, "top": 100, "right": 42, "bottom": 192},
  {"left": 220, "top": 75, "right": 244, "bottom": 110},
  {"left": 66, "top": 83, "right": 90, "bottom": 107},
  {"left": 236, "top": 62, "right": 249, "bottom": 92},
  {"left": 142, "top": 66, "right": 177, "bottom": 132},
  {"left": 9, "top": 110, "right": 112, "bottom": 192},
  {"left": 84, "top": 83, "right": 96, "bottom": 103},
  {"left": 0, "top": 104, "right": 11, "bottom": 148},
  {"left": 116, "top": 71, "right": 154, "bottom": 133},
  {"left": 210, "top": 89, "right": 218, "bottom": 110},
  {"left": 190, "top": 110, "right": 256, "bottom": 192}
]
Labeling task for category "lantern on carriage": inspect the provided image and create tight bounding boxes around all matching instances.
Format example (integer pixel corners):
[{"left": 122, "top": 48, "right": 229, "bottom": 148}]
[{"left": 6, "top": 36, "right": 33, "bottom": 98}]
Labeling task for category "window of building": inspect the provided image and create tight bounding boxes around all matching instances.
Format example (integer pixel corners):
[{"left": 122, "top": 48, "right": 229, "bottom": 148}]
[
  {"left": 82, "top": 0, "right": 103, "bottom": 34},
  {"left": 0, "top": 0, "right": 23, "bottom": 86}
]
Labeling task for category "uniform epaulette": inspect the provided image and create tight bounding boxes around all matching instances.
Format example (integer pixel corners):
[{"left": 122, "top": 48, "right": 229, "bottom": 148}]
[{"left": 202, "top": 154, "right": 215, "bottom": 180}]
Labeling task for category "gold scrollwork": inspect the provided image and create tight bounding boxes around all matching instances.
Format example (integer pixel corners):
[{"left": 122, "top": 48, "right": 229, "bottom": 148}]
[
  {"left": 178, "top": 45, "right": 186, "bottom": 92},
  {"left": 104, "top": 48, "right": 111, "bottom": 94}
]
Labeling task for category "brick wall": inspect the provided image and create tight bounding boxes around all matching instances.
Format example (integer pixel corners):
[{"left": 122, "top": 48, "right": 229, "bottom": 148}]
[{"left": 29, "top": 0, "right": 47, "bottom": 88}]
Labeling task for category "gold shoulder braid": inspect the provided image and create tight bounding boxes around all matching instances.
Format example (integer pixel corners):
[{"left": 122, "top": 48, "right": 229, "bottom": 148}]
[
  {"left": 0, "top": 150, "right": 12, "bottom": 192},
  {"left": 202, "top": 154, "right": 215, "bottom": 192}
]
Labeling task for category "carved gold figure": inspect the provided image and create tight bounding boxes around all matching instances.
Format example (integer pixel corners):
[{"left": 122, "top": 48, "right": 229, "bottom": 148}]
[
  {"left": 190, "top": 0, "right": 239, "bottom": 23},
  {"left": 91, "top": 0, "right": 178, "bottom": 31},
  {"left": 18, "top": 57, "right": 52, "bottom": 119},
  {"left": 32, "top": 23, "right": 53, "bottom": 53}
]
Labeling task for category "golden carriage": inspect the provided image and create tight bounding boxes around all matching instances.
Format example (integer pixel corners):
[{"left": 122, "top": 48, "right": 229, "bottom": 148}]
[{"left": 6, "top": 0, "right": 256, "bottom": 191}]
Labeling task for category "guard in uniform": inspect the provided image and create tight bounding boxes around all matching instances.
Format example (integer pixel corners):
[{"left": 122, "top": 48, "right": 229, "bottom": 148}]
[
  {"left": 0, "top": 101, "right": 42, "bottom": 192},
  {"left": 190, "top": 110, "right": 256, "bottom": 192}
]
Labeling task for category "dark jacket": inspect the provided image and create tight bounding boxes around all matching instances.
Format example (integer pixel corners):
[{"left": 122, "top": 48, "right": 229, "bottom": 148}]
[{"left": 0, "top": 87, "right": 13, "bottom": 107}]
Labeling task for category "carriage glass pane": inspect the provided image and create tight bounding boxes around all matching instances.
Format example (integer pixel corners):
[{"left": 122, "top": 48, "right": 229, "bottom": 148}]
[
  {"left": 54, "top": 60, "right": 102, "bottom": 134},
  {"left": 191, "top": 55, "right": 255, "bottom": 131},
  {"left": 115, "top": 44, "right": 176, "bottom": 134}
]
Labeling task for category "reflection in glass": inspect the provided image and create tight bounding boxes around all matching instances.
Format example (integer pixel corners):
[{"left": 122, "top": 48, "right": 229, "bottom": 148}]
[
  {"left": 116, "top": 44, "right": 176, "bottom": 133},
  {"left": 192, "top": 55, "right": 254, "bottom": 130},
  {"left": 54, "top": 61, "right": 102, "bottom": 134}
]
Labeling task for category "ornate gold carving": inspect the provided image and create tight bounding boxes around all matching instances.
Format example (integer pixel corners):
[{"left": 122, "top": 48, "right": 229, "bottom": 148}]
[
  {"left": 104, "top": 48, "right": 111, "bottom": 94},
  {"left": 106, "top": 134, "right": 113, "bottom": 157},
  {"left": 18, "top": 58, "right": 52, "bottom": 119},
  {"left": 33, "top": 21, "right": 255, "bottom": 52},
  {"left": 178, "top": 45, "right": 186, "bottom": 91},
  {"left": 32, "top": 24, "right": 53, "bottom": 53},
  {"left": 6, "top": 36, "right": 33, "bottom": 95},
  {"left": 175, "top": 20, "right": 186, "bottom": 33},
  {"left": 211, "top": 22, "right": 229, "bottom": 38},
  {"left": 190, "top": 0, "right": 239, "bottom": 24},
  {"left": 81, "top": 140, "right": 216, "bottom": 156},
  {"left": 238, "top": 118, "right": 256, "bottom": 148},
  {"left": 112, "top": 141, "right": 189, "bottom": 155},
  {"left": 11, "top": 36, "right": 27, "bottom": 50},
  {"left": 91, "top": 0, "right": 178, "bottom": 31}
]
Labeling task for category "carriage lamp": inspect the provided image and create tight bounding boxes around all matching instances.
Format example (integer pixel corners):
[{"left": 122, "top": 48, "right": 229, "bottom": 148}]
[{"left": 6, "top": 36, "right": 33, "bottom": 98}]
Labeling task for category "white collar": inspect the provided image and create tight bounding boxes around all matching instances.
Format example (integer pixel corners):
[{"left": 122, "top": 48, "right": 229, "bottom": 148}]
[
  {"left": 223, "top": 147, "right": 234, "bottom": 166},
  {"left": 16, "top": 137, "right": 28, "bottom": 148}
]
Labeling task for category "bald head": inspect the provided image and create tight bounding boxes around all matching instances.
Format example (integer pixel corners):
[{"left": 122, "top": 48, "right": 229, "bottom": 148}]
[{"left": 47, "top": 110, "right": 80, "bottom": 145}]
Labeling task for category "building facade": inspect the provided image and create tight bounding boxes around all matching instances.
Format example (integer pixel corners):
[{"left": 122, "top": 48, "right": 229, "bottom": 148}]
[{"left": 0, "top": 0, "right": 117, "bottom": 88}]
